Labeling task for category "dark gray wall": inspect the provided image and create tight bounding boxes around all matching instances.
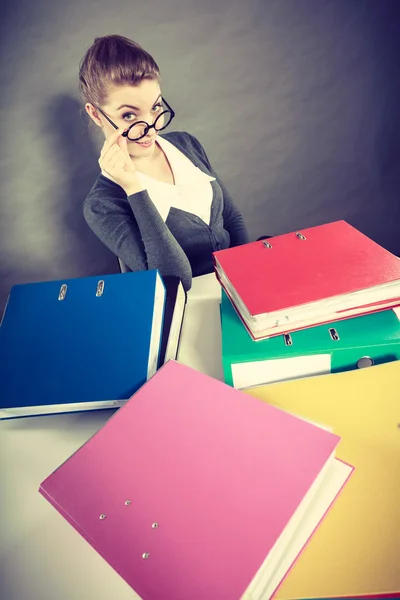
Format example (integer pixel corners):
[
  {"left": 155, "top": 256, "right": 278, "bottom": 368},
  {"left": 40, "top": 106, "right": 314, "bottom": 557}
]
[{"left": 1, "top": 0, "right": 400, "bottom": 313}]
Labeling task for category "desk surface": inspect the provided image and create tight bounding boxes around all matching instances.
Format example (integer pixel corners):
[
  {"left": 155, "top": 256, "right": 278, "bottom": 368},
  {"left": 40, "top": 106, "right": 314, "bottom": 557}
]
[{"left": 0, "top": 273, "right": 222, "bottom": 600}]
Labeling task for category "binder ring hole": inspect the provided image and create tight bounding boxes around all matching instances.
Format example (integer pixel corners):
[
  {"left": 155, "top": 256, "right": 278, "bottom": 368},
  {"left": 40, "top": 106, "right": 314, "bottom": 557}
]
[
  {"left": 142, "top": 553, "right": 150, "bottom": 559},
  {"left": 99, "top": 514, "right": 106, "bottom": 520},
  {"left": 152, "top": 522, "right": 159, "bottom": 529},
  {"left": 125, "top": 500, "right": 131, "bottom": 506},
  {"left": 283, "top": 334, "right": 293, "bottom": 346},
  {"left": 96, "top": 280, "right": 105, "bottom": 297},
  {"left": 262, "top": 241, "right": 272, "bottom": 248},
  {"left": 58, "top": 284, "right": 67, "bottom": 301},
  {"left": 296, "top": 232, "right": 306, "bottom": 240},
  {"left": 356, "top": 356, "right": 374, "bottom": 369},
  {"left": 329, "top": 328, "right": 340, "bottom": 341}
]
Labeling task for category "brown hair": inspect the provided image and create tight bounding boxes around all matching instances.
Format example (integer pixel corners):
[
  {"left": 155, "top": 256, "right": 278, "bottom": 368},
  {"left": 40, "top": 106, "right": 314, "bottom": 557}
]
[{"left": 79, "top": 35, "right": 160, "bottom": 106}]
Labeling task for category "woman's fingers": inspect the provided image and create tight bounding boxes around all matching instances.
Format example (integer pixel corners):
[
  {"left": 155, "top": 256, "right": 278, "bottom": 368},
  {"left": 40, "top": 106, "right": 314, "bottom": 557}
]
[
  {"left": 99, "top": 127, "right": 126, "bottom": 159},
  {"left": 101, "top": 143, "right": 120, "bottom": 162},
  {"left": 99, "top": 144, "right": 123, "bottom": 168},
  {"left": 117, "top": 134, "right": 131, "bottom": 160},
  {"left": 100, "top": 145, "right": 129, "bottom": 173},
  {"left": 110, "top": 154, "right": 126, "bottom": 171}
]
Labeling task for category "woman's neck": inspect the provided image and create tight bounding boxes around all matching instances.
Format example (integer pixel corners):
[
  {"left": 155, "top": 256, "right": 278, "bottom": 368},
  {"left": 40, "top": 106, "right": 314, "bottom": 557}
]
[{"left": 130, "top": 140, "right": 162, "bottom": 169}]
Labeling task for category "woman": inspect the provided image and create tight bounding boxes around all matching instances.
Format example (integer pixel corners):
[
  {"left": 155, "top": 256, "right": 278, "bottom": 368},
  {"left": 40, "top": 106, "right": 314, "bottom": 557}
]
[{"left": 80, "top": 34, "right": 249, "bottom": 291}]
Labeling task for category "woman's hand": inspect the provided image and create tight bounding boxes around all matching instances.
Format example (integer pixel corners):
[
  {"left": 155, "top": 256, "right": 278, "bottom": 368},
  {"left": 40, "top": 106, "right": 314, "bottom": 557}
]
[{"left": 99, "top": 129, "right": 144, "bottom": 196}]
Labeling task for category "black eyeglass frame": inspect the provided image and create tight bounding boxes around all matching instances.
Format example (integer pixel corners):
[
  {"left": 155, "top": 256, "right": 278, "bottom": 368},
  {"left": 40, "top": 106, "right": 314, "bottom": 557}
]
[{"left": 94, "top": 98, "right": 175, "bottom": 141}]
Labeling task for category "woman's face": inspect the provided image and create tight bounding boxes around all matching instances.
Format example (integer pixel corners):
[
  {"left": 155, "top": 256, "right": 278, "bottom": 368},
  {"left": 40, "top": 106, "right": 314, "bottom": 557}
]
[{"left": 86, "top": 78, "right": 163, "bottom": 158}]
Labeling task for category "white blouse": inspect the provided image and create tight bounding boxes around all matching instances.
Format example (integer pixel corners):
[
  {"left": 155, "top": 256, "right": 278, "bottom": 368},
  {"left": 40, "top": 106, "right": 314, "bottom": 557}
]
[{"left": 102, "top": 135, "right": 216, "bottom": 225}]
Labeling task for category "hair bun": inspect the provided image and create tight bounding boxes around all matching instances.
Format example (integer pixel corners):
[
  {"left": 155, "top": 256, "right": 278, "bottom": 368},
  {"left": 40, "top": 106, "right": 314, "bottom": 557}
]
[{"left": 78, "top": 35, "right": 160, "bottom": 105}]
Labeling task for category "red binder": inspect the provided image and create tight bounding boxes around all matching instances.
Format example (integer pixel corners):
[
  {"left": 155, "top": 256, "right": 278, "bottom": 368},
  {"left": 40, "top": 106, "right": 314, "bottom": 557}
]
[{"left": 213, "top": 221, "right": 400, "bottom": 340}]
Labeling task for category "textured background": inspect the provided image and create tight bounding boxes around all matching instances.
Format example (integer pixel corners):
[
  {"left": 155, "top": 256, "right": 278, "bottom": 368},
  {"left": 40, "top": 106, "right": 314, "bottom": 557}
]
[{"left": 1, "top": 0, "right": 400, "bottom": 314}]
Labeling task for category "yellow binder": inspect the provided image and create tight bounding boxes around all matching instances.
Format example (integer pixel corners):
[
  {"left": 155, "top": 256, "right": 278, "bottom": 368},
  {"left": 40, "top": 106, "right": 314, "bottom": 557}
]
[{"left": 244, "top": 361, "right": 400, "bottom": 599}]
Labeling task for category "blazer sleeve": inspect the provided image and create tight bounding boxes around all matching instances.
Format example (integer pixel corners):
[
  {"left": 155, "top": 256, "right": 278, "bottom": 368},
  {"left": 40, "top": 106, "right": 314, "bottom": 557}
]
[{"left": 83, "top": 183, "right": 193, "bottom": 291}]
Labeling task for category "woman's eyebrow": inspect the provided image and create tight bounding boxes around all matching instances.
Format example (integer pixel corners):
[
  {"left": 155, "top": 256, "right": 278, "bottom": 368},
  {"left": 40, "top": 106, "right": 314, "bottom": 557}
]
[{"left": 115, "top": 94, "right": 162, "bottom": 111}]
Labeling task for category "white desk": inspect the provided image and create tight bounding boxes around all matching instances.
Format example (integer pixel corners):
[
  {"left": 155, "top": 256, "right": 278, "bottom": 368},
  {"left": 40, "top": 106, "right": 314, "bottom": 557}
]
[{"left": 0, "top": 273, "right": 222, "bottom": 600}]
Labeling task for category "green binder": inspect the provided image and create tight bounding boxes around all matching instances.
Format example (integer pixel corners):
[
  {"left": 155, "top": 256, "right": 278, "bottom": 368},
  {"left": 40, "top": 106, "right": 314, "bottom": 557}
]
[{"left": 221, "top": 290, "right": 400, "bottom": 389}]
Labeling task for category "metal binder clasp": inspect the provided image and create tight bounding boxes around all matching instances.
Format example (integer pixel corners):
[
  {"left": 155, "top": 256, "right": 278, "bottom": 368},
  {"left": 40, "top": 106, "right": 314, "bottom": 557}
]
[
  {"left": 262, "top": 241, "right": 272, "bottom": 248},
  {"left": 58, "top": 284, "right": 67, "bottom": 301},
  {"left": 295, "top": 232, "right": 306, "bottom": 240},
  {"left": 96, "top": 280, "right": 105, "bottom": 297},
  {"left": 283, "top": 333, "right": 293, "bottom": 346}
]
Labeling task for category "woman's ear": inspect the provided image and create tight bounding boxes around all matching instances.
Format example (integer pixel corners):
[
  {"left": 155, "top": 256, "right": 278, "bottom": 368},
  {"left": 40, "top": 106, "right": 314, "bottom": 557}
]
[{"left": 85, "top": 103, "right": 103, "bottom": 128}]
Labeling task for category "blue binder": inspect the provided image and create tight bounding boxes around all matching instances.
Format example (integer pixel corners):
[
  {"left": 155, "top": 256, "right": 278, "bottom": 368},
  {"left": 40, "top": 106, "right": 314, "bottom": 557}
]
[{"left": 0, "top": 270, "right": 166, "bottom": 419}]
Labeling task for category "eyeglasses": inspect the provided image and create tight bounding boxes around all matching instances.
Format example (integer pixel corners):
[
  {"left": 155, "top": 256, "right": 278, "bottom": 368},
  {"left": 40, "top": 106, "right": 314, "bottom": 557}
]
[{"left": 95, "top": 98, "right": 175, "bottom": 141}]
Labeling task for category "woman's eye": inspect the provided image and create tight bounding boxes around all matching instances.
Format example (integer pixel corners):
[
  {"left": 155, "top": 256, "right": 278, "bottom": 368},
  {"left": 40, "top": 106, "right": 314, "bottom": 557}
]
[
  {"left": 152, "top": 103, "right": 163, "bottom": 112},
  {"left": 123, "top": 113, "right": 136, "bottom": 121}
]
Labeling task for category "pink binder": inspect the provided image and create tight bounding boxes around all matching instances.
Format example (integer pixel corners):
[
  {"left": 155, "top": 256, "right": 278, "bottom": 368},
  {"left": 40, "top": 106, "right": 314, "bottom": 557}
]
[{"left": 39, "top": 361, "right": 352, "bottom": 600}]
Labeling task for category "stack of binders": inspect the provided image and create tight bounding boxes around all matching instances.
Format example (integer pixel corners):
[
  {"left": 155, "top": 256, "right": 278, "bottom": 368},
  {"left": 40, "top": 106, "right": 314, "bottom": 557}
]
[
  {"left": 214, "top": 220, "right": 400, "bottom": 598},
  {"left": 3, "top": 218, "right": 399, "bottom": 599},
  {"left": 215, "top": 220, "right": 400, "bottom": 389},
  {"left": 0, "top": 266, "right": 356, "bottom": 599}
]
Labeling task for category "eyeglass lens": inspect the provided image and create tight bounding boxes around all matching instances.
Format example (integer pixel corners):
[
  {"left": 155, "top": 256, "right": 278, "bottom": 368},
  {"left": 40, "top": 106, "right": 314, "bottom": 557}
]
[{"left": 126, "top": 110, "right": 173, "bottom": 141}]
